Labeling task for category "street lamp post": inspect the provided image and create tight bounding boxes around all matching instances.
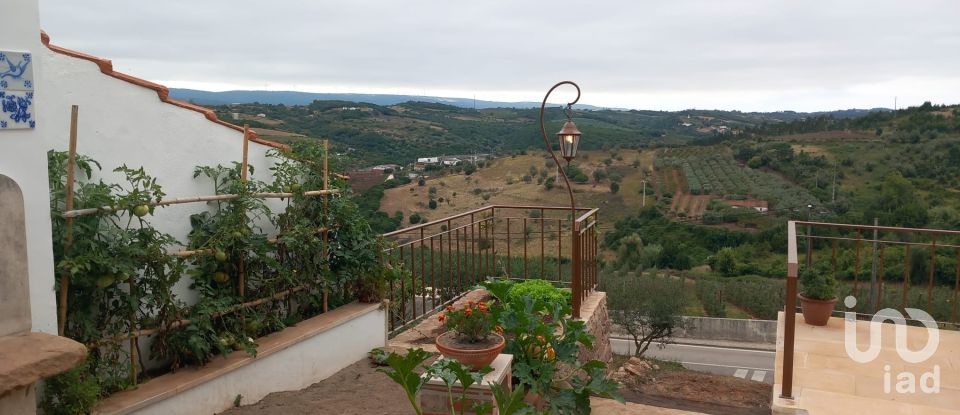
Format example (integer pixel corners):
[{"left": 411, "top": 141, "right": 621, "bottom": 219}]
[{"left": 538, "top": 81, "right": 583, "bottom": 317}]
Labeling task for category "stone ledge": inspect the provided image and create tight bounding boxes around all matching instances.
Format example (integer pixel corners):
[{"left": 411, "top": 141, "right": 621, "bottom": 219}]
[
  {"left": 0, "top": 332, "right": 87, "bottom": 397},
  {"left": 93, "top": 301, "right": 383, "bottom": 414}
]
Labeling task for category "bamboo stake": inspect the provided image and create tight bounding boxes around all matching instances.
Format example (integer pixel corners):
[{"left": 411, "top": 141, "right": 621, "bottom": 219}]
[
  {"left": 239, "top": 126, "right": 250, "bottom": 299},
  {"left": 62, "top": 189, "right": 340, "bottom": 218},
  {"left": 129, "top": 275, "right": 138, "bottom": 385},
  {"left": 322, "top": 139, "right": 329, "bottom": 313},
  {"left": 58, "top": 105, "right": 79, "bottom": 337}
]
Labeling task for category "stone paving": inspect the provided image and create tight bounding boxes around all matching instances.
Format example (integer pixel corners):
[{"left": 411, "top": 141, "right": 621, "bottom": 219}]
[{"left": 773, "top": 312, "right": 960, "bottom": 415}]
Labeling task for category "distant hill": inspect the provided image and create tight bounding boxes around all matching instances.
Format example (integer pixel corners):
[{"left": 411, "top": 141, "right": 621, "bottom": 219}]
[
  {"left": 169, "top": 88, "right": 614, "bottom": 110},
  {"left": 212, "top": 98, "right": 898, "bottom": 166}
]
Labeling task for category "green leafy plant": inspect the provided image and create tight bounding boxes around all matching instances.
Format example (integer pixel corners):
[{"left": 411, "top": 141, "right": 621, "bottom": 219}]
[
  {"left": 376, "top": 348, "right": 433, "bottom": 415},
  {"left": 376, "top": 348, "right": 528, "bottom": 415},
  {"left": 800, "top": 267, "right": 837, "bottom": 300},
  {"left": 506, "top": 279, "right": 571, "bottom": 311},
  {"left": 41, "top": 360, "right": 100, "bottom": 415},
  {"left": 482, "top": 280, "right": 623, "bottom": 413}
]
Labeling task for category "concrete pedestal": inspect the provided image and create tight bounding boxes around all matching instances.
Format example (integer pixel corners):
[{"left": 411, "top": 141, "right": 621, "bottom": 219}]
[{"left": 420, "top": 354, "right": 512, "bottom": 415}]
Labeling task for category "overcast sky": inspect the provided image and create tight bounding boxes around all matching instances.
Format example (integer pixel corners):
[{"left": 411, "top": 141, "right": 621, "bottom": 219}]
[{"left": 39, "top": 0, "right": 960, "bottom": 112}]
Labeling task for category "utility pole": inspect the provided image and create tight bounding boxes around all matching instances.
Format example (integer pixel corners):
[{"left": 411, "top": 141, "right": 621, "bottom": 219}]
[
  {"left": 831, "top": 159, "right": 838, "bottom": 203},
  {"left": 870, "top": 217, "right": 879, "bottom": 312},
  {"left": 641, "top": 179, "right": 647, "bottom": 207}
]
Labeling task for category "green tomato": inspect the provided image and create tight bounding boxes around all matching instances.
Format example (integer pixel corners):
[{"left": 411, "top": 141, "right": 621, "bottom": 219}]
[
  {"left": 214, "top": 250, "right": 228, "bottom": 262},
  {"left": 213, "top": 271, "right": 230, "bottom": 284},
  {"left": 132, "top": 204, "right": 150, "bottom": 217},
  {"left": 231, "top": 231, "right": 244, "bottom": 239},
  {"left": 95, "top": 274, "right": 116, "bottom": 289},
  {"left": 217, "top": 334, "right": 234, "bottom": 348},
  {"left": 290, "top": 183, "right": 302, "bottom": 192}
]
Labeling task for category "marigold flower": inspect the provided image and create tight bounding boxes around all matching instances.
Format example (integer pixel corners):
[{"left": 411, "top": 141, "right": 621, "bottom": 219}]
[
  {"left": 495, "top": 325, "right": 503, "bottom": 335},
  {"left": 464, "top": 308, "right": 473, "bottom": 316},
  {"left": 446, "top": 305, "right": 454, "bottom": 311},
  {"left": 545, "top": 346, "right": 556, "bottom": 361},
  {"left": 536, "top": 335, "right": 546, "bottom": 343},
  {"left": 478, "top": 303, "right": 488, "bottom": 312},
  {"left": 438, "top": 313, "right": 446, "bottom": 322}
]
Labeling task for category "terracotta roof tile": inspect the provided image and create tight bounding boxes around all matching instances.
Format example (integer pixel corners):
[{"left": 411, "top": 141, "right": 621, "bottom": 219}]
[{"left": 39, "top": 31, "right": 285, "bottom": 150}]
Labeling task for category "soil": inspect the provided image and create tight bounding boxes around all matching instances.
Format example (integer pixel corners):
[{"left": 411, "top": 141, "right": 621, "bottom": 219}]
[
  {"left": 221, "top": 358, "right": 412, "bottom": 415},
  {"left": 612, "top": 356, "right": 772, "bottom": 415}
]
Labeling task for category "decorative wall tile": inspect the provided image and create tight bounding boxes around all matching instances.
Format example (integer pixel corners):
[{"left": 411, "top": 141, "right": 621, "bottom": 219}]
[
  {"left": 0, "top": 91, "right": 35, "bottom": 130},
  {"left": 0, "top": 51, "right": 34, "bottom": 91},
  {"left": 0, "top": 50, "right": 35, "bottom": 130}
]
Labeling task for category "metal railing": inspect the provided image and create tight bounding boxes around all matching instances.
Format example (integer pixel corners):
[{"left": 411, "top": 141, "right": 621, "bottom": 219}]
[
  {"left": 782, "top": 220, "right": 960, "bottom": 398},
  {"left": 380, "top": 204, "right": 600, "bottom": 335}
]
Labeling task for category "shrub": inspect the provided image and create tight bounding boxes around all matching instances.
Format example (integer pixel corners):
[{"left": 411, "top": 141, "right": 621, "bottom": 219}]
[
  {"left": 409, "top": 213, "right": 423, "bottom": 224},
  {"left": 800, "top": 268, "right": 837, "bottom": 300},
  {"left": 610, "top": 181, "right": 620, "bottom": 194},
  {"left": 41, "top": 361, "right": 101, "bottom": 415},
  {"left": 428, "top": 199, "right": 438, "bottom": 209}
]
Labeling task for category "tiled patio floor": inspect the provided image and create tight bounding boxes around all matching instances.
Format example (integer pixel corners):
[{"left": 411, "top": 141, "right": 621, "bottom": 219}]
[{"left": 773, "top": 312, "right": 960, "bottom": 414}]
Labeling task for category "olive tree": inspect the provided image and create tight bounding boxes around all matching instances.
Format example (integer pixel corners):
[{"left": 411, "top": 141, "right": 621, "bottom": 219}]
[{"left": 602, "top": 269, "right": 686, "bottom": 357}]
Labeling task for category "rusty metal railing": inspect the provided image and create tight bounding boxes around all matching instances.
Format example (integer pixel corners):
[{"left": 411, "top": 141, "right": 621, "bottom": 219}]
[
  {"left": 782, "top": 220, "right": 960, "bottom": 398},
  {"left": 381, "top": 204, "right": 599, "bottom": 335}
]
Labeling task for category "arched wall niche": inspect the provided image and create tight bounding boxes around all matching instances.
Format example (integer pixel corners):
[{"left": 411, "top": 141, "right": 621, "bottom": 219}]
[{"left": 0, "top": 174, "right": 32, "bottom": 336}]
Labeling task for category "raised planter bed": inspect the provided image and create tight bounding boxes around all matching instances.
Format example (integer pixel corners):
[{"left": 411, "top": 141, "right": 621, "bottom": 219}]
[{"left": 93, "top": 302, "right": 386, "bottom": 415}]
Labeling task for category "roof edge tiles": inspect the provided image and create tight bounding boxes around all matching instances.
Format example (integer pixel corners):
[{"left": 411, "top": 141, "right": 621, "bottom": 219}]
[{"left": 39, "top": 31, "right": 286, "bottom": 150}]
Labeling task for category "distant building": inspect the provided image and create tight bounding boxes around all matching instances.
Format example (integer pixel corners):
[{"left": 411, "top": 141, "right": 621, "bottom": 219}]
[{"left": 726, "top": 199, "right": 769, "bottom": 212}]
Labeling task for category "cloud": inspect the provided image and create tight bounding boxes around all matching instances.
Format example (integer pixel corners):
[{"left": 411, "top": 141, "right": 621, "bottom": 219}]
[{"left": 39, "top": 0, "right": 960, "bottom": 111}]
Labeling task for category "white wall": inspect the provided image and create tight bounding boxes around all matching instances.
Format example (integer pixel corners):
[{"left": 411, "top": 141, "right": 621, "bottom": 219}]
[
  {"left": 131, "top": 307, "right": 386, "bottom": 415},
  {"left": 0, "top": 0, "right": 58, "bottom": 336},
  {"left": 37, "top": 41, "right": 285, "bottom": 307}
]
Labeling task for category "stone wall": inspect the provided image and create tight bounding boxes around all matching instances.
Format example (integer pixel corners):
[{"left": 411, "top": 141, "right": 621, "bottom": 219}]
[{"left": 578, "top": 291, "right": 612, "bottom": 363}]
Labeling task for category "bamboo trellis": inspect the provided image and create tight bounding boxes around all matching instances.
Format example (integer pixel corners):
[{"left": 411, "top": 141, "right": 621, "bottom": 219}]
[{"left": 56, "top": 107, "right": 342, "bottom": 385}]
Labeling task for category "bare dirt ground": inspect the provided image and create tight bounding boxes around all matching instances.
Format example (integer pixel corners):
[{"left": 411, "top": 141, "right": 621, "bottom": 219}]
[
  {"left": 775, "top": 130, "right": 874, "bottom": 142},
  {"left": 221, "top": 358, "right": 409, "bottom": 415},
  {"left": 612, "top": 356, "right": 771, "bottom": 415}
]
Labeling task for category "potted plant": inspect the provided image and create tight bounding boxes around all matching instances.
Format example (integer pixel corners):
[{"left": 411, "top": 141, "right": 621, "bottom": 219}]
[
  {"left": 435, "top": 301, "right": 505, "bottom": 370},
  {"left": 799, "top": 268, "right": 838, "bottom": 326}
]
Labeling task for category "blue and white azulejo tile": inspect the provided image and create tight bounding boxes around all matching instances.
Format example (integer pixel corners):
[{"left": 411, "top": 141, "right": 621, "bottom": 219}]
[{"left": 0, "top": 51, "right": 35, "bottom": 130}]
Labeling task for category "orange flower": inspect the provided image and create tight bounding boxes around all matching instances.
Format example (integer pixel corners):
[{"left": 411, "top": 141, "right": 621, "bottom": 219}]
[
  {"left": 536, "top": 335, "right": 546, "bottom": 343},
  {"left": 495, "top": 325, "right": 504, "bottom": 335},
  {"left": 438, "top": 313, "right": 446, "bottom": 322},
  {"left": 478, "top": 303, "right": 488, "bottom": 312},
  {"left": 464, "top": 307, "right": 473, "bottom": 317},
  {"left": 446, "top": 305, "right": 454, "bottom": 311},
  {"left": 468, "top": 300, "right": 475, "bottom": 307},
  {"left": 545, "top": 346, "right": 556, "bottom": 361}
]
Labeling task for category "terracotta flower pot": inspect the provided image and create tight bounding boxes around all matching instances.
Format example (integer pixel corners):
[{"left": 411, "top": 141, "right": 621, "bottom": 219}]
[
  {"left": 435, "top": 331, "right": 505, "bottom": 370},
  {"left": 799, "top": 294, "right": 837, "bottom": 326}
]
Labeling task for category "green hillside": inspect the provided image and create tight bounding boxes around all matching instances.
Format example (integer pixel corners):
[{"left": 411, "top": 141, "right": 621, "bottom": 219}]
[{"left": 213, "top": 101, "right": 861, "bottom": 166}]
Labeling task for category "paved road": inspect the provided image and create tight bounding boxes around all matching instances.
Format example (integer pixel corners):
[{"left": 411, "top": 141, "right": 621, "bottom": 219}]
[{"left": 611, "top": 337, "right": 776, "bottom": 384}]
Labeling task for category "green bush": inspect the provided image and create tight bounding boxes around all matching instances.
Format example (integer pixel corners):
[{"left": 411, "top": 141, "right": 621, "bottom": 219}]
[
  {"left": 800, "top": 268, "right": 837, "bottom": 300},
  {"left": 506, "top": 279, "right": 571, "bottom": 310},
  {"left": 41, "top": 361, "right": 101, "bottom": 415}
]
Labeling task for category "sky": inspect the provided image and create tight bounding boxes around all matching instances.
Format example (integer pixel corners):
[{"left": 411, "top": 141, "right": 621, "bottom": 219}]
[{"left": 38, "top": 0, "right": 960, "bottom": 112}]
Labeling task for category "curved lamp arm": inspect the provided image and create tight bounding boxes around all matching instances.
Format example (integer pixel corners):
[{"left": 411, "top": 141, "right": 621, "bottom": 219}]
[{"left": 539, "top": 81, "right": 581, "bottom": 213}]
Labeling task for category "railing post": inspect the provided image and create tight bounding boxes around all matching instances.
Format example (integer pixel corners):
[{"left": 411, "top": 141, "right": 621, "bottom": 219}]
[
  {"left": 572, "top": 220, "right": 581, "bottom": 319},
  {"left": 782, "top": 221, "right": 798, "bottom": 399}
]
